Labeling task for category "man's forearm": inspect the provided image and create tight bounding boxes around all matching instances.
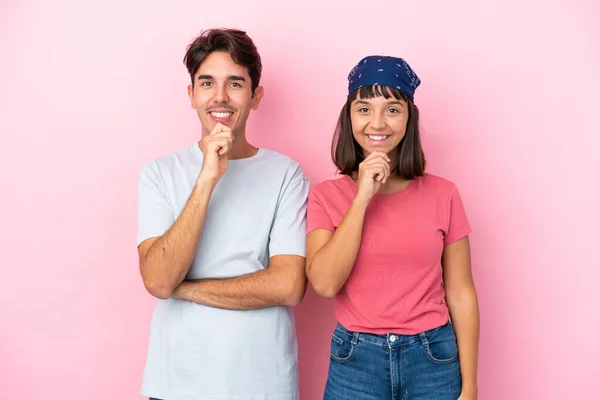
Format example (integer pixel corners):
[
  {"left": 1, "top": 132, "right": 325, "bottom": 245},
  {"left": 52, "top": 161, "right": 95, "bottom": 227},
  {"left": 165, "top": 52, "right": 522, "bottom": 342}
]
[
  {"left": 141, "top": 179, "right": 215, "bottom": 298},
  {"left": 172, "top": 268, "right": 298, "bottom": 310}
]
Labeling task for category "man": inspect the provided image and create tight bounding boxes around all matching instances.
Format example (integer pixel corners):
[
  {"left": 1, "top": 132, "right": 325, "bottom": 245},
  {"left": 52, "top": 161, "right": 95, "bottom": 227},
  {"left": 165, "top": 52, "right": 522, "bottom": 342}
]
[{"left": 136, "top": 28, "right": 309, "bottom": 400}]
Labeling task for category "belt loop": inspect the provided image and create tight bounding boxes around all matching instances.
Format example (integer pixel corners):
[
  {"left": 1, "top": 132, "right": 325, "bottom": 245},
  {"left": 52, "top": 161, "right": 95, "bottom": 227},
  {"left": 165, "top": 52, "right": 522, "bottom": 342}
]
[
  {"left": 351, "top": 331, "right": 359, "bottom": 345},
  {"left": 419, "top": 332, "right": 429, "bottom": 346}
]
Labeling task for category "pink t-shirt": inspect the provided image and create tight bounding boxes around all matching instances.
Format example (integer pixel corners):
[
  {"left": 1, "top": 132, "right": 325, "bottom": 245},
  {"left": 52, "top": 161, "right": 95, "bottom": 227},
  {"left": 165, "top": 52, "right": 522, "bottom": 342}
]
[{"left": 307, "top": 173, "right": 471, "bottom": 335}]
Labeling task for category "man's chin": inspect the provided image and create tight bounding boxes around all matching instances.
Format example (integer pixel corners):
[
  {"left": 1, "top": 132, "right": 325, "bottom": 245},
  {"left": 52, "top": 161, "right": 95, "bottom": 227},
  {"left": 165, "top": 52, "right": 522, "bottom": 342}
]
[{"left": 201, "top": 119, "right": 226, "bottom": 130}]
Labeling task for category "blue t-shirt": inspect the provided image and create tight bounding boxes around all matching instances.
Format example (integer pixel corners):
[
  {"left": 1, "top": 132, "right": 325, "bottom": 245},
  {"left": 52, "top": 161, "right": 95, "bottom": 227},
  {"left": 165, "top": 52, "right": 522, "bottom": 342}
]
[{"left": 137, "top": 144, "right": 309, "bottom": 400}]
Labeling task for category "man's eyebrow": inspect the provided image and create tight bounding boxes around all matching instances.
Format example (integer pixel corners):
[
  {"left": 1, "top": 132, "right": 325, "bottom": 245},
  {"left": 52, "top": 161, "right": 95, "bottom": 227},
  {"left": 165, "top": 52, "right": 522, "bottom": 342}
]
[{"left": 197, "top": 75, "right": 246, "bottom": 81}]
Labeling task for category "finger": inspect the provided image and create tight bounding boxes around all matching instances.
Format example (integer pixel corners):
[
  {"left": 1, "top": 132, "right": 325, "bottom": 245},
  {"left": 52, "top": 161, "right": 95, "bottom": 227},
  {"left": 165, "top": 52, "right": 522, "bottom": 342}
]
[
  {"left": 374, "top": 167, "right": 385, "bottom": 182},
  {"left": 362, "top": 155, "right": 391, "bottom": 171},
  {"left": 362, "top": 159, "right": 390, "bottom": 174},
  {"left": 382, "top": 164, "right": 391, "bottom": 184},
  {"left": 206, "top": 135, "right": 231, "bottom": 144},
  {"left": 382, "top": 160, "right": 391, "bottom": 181},
  {"left": 209, "top": 123, "right": 232, "bottom": 136},
  {"left": 206, "top": 138, "right": 232, "bottom": 154},
  {"left": 364, "top": 164, "right": 386, "bottom": 182},
  {"left": 374, "top": 171, "right": 383, "bottom": 182},
  {"left": 209, "top": 123, "right": 225, "bottom": 136},
  {"left": 217, "top": 146, "right": 230, "bottom": 156},
  {"left": 366, "top": 157, "right": 391, "bottom": 176},
  {"left": 365, "top": 151, "right": 391, "bottom": 163},
  {"left": 216, "top": 142, "right": 232, "bottom": 156},
  {"left": 368, "top": 163, "right": 390, "bottom": 183},
  {"left": 209, "top": 143, "right": 230, "bottom": 157},
  {"left": 210, "top": 129, "right": 234, "bottom": 142},
  {"left": 373, "top": 151, "right": 391, "bottom": 163},
  {"left": 211, "top": 132, "right": 234, "bottom": 141}
]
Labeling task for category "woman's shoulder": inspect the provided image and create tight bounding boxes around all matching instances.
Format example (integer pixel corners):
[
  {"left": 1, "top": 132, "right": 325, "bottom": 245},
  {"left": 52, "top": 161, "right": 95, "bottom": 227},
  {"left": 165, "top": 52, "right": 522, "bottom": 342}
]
[
  {"left": 413, "top": 173, "right": 461, "bottom": 196},
  {"left": 418, "top": 172, "right": 455, "bottom": 186},
  {"left": 311, "top": 175, "right": 355, "bottom": 198}
]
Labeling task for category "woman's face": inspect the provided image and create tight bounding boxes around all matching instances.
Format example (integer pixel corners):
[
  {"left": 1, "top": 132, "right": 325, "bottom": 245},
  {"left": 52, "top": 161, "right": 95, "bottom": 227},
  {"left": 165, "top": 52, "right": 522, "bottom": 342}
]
[{"left": 350, "top": 91, "right": 409, "bottom": 158}]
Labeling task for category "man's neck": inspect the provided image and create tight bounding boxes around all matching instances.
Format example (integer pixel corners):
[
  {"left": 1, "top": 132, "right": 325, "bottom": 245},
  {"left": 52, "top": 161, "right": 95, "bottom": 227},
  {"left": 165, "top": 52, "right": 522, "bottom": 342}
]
[{"left": 229, "top": 139, "right": 259, "bottom": 159}]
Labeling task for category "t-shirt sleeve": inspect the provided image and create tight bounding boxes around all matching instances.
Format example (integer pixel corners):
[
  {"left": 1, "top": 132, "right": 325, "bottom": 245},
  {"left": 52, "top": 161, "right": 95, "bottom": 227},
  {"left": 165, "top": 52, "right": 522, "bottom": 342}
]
[
  {"left": 268, "top": 165, "right": 310, "bottom": 258},
  {"left": 136, "top": 163, "right": 175, "bottom": 246},
  {"left": 307, "top": 186, "right": 334, "bottom": 233},
  {"left": 444, "top": 183, "right": 472, "bottom": 245}
]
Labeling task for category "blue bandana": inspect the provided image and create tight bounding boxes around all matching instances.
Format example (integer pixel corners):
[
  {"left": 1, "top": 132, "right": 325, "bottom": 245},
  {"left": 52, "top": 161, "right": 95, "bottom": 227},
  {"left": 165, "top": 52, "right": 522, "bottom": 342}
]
[{"left": 347, "top": 55, "right": 421, "bottom": 101}]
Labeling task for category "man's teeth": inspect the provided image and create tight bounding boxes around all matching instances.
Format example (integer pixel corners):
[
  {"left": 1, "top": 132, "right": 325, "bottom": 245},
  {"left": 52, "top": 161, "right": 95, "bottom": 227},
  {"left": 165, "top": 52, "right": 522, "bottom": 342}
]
[
  {"left": 367, "top": 135, "right": 388, "bottom": 141},
  {"left": 210, "top": 112, "right": 232, "bottom": 118}
]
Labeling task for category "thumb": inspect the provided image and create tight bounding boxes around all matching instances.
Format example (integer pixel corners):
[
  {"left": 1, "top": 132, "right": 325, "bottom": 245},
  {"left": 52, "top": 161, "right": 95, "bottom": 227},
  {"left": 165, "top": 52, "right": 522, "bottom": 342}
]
[{"left": 210, "top": 123, "right": 226, "bottom": 135}]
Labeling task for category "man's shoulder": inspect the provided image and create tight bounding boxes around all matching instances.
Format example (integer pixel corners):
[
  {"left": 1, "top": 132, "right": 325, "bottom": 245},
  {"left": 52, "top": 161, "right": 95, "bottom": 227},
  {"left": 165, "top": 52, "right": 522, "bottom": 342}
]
[
  {"left": 255, "top": 148, "right": 307, "bottom": 181},
  {"left": 258, "top": 148, "right": 299, "bottom": 166},
  {"left": 139, "top": 144, "right": 197, "bottom": 177}
]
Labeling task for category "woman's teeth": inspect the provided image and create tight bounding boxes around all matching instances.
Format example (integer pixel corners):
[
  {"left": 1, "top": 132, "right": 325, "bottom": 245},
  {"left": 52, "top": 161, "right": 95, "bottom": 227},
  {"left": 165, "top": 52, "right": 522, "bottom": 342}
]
[{"left": 367, "top": 135, "right": 389, "bottom": 141}]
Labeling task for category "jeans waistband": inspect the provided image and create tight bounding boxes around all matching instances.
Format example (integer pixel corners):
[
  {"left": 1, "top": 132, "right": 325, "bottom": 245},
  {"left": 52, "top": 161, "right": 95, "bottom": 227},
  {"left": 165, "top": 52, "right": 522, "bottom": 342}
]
[{"left": 334, "top": 321, "right": 452, "bottom": 347}]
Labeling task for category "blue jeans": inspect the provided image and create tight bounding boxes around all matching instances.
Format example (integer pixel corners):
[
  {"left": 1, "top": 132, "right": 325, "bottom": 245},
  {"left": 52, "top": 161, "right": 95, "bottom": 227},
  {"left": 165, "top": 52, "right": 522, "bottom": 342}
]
[{"left": 324, "top": 321, "right": 462, "bottom": 400}]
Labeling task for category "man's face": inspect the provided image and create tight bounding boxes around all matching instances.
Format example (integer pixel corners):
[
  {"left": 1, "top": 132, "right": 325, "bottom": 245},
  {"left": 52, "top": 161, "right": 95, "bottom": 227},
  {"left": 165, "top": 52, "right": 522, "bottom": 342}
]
[{"left": 188, "top": 51, "right": 263, "bottom": 138}]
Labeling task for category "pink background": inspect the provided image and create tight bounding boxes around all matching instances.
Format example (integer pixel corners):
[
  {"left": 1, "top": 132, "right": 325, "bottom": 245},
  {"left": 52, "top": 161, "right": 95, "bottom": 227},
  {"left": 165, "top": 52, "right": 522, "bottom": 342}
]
[{"left": 1, "top": 0, "right": 599, "bottom": 399}]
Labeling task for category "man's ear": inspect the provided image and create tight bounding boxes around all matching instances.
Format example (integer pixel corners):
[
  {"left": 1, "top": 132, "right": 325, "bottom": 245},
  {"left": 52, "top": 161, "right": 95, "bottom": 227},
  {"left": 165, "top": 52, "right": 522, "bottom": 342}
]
[
  {"left": 188, "top": 84, "right": 195, "bottom": 108},
  {"left": 251, "top": 86, "right": 264, "bottom": 110}
]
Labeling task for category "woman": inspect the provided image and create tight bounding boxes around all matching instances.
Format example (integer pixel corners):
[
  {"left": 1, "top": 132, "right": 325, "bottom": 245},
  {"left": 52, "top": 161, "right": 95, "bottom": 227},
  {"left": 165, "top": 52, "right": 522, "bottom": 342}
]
[{"left": 306, "top": 56, "right": 480, "bottom": 400}]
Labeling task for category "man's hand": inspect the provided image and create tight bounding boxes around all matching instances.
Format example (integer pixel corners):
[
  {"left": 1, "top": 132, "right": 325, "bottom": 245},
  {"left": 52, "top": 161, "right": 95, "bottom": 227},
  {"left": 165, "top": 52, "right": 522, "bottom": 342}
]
[{"left": 198, "top": 123, "right": 234, "bottom": 184}]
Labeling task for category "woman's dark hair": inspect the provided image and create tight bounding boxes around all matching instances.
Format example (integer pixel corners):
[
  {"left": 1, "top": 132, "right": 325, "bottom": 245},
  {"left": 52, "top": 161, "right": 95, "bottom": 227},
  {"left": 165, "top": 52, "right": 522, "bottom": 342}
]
[
  {"left": 183, "top": 28, "right": 262, "bottom": 95},
  {"left": 332, "top": 85, "right": 425, "bottom": 179}
]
